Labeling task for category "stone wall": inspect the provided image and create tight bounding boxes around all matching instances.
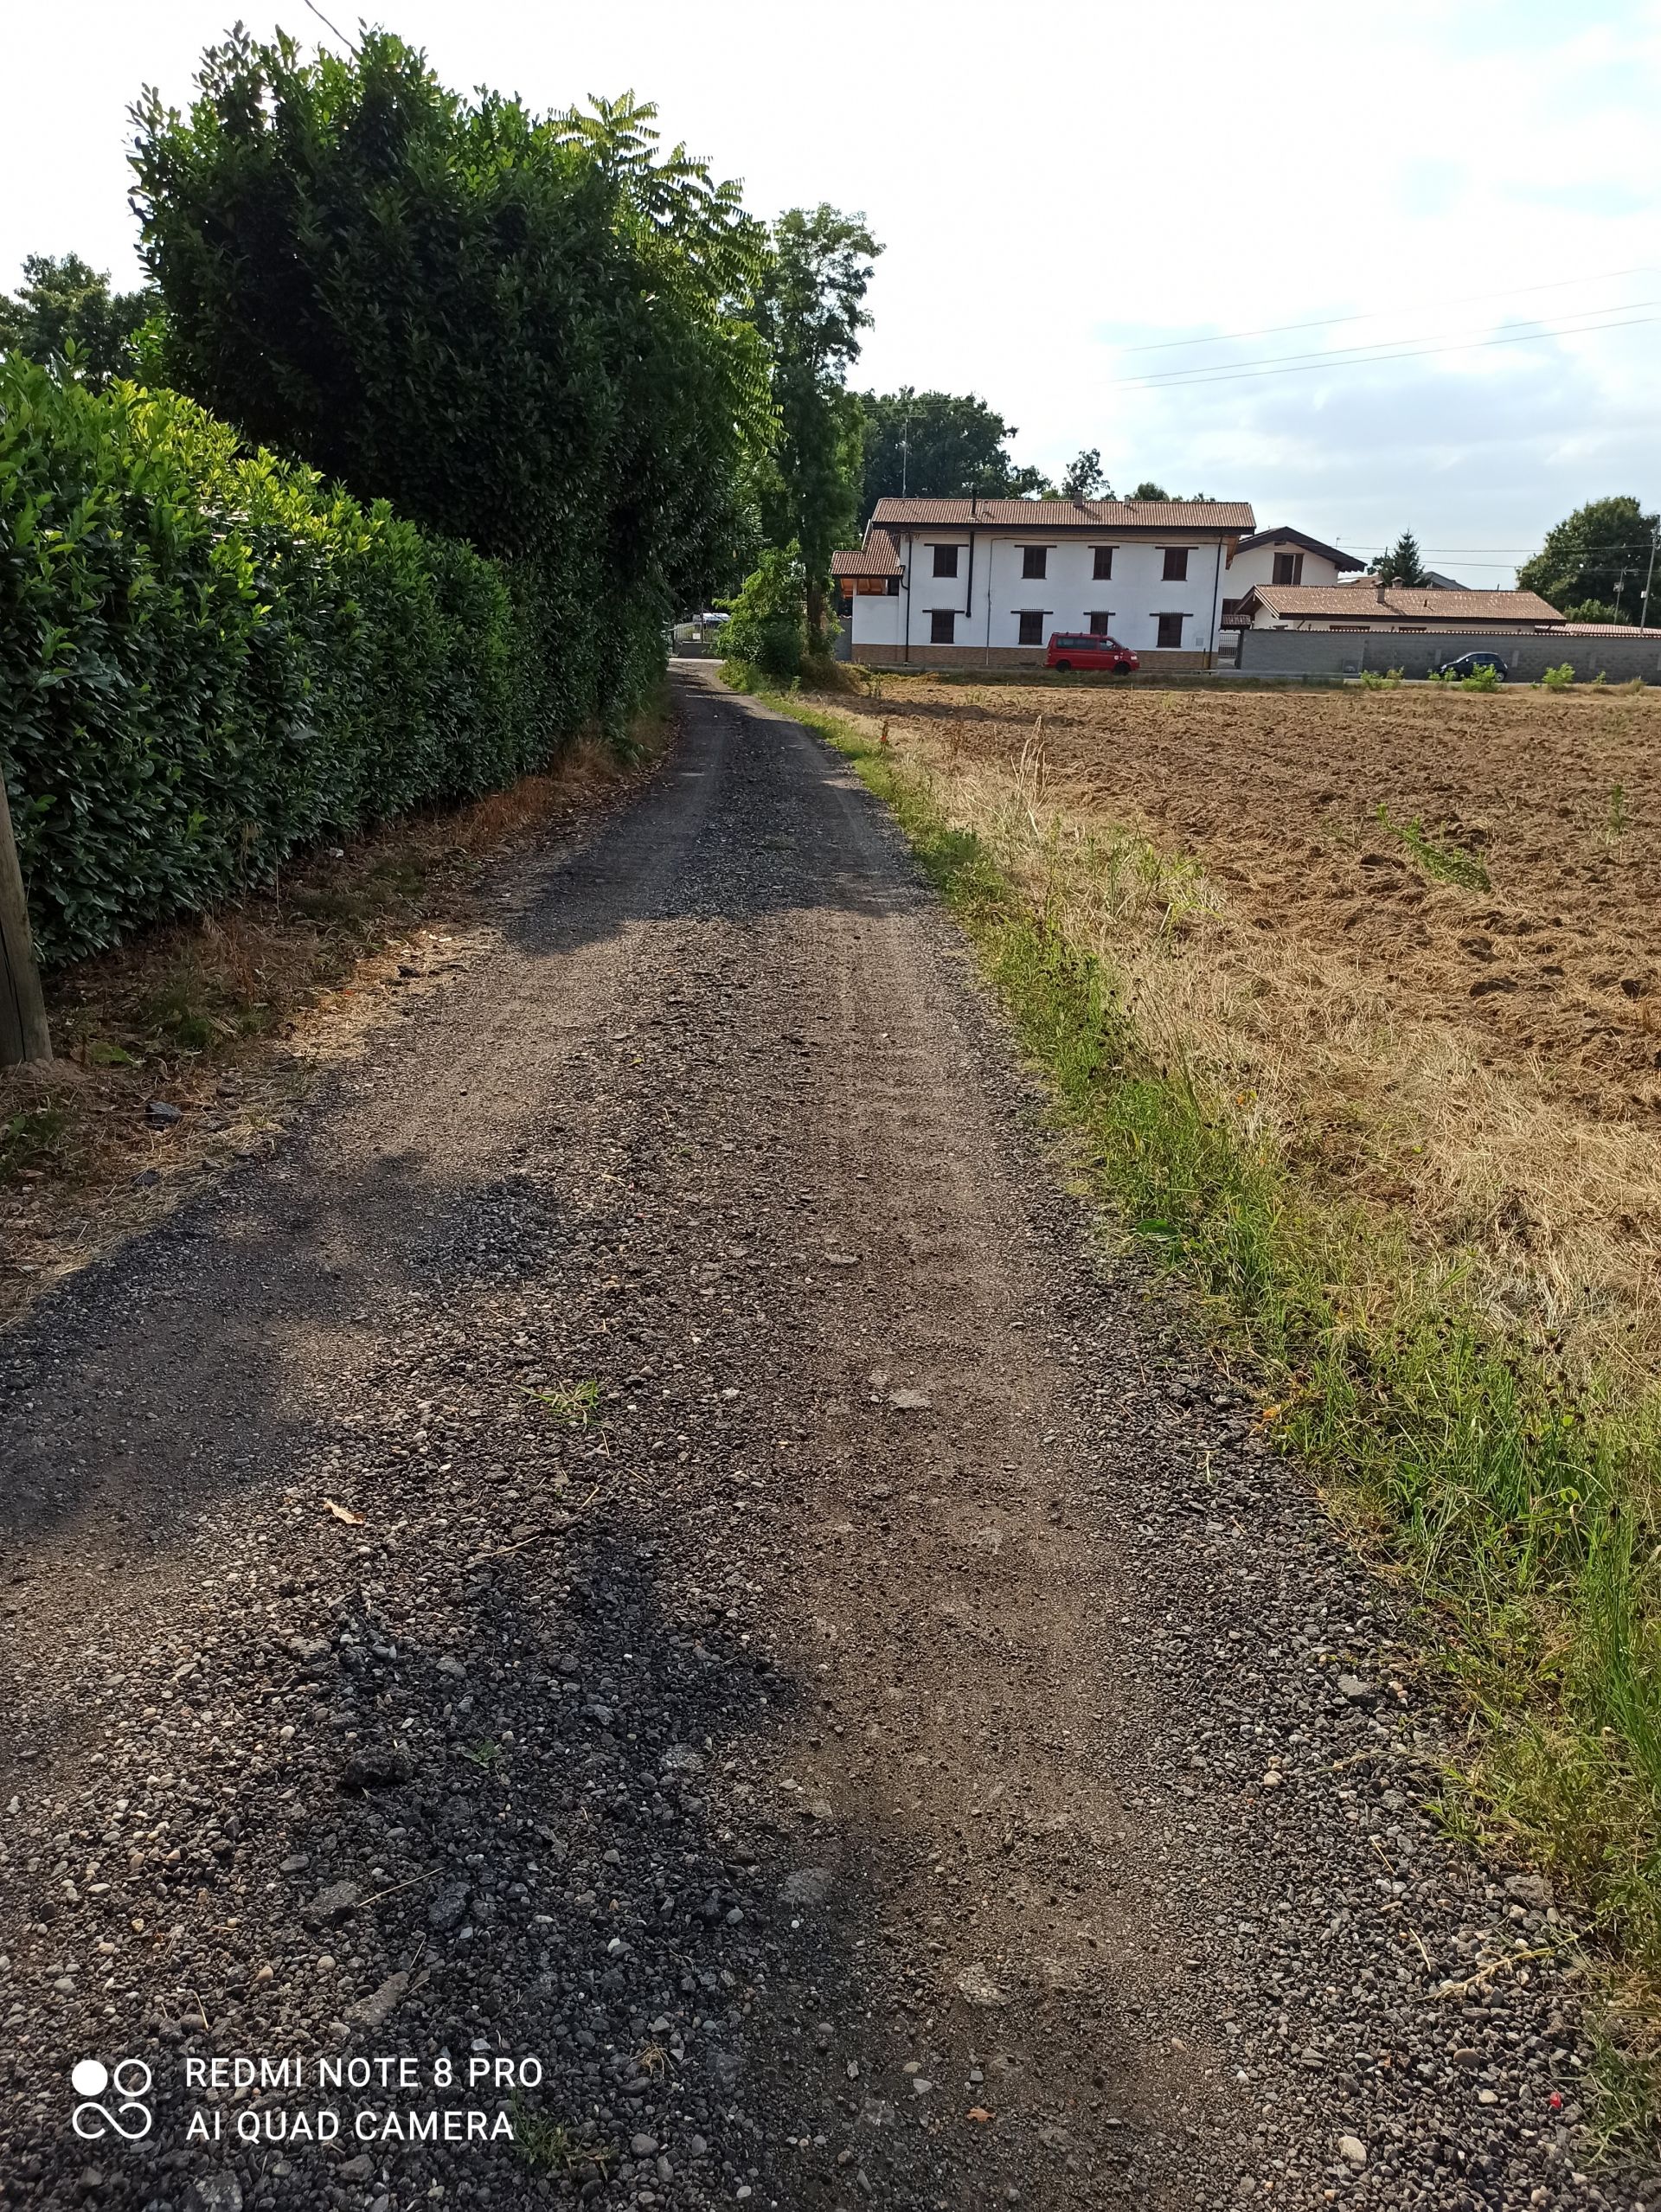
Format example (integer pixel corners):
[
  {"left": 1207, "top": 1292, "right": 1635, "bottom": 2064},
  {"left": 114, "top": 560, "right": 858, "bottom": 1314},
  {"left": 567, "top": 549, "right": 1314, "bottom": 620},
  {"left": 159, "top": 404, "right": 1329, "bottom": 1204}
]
[{"left": 1235, "top": 628, "right": 1661, "bottom": 682}]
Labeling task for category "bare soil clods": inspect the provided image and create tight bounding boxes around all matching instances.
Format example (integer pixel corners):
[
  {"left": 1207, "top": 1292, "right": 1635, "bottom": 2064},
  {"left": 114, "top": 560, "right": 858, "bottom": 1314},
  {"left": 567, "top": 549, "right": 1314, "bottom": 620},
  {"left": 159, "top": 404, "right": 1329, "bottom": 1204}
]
[{"left": 858, "top": 678, "right": 1661, "bottom": 1119}]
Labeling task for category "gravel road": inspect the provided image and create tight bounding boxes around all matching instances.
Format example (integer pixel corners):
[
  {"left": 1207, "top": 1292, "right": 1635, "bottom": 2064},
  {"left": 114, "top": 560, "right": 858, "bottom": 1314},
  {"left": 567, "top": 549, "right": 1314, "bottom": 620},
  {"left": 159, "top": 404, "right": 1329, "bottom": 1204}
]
[{"left": 0, "top": 665, "right": 1644, "bottom": 2212}]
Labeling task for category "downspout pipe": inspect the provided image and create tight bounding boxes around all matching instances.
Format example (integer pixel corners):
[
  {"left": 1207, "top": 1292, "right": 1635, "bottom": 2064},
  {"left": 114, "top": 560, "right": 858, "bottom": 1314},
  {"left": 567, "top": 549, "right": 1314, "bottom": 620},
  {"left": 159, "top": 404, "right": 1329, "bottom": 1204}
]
[
  {"left": 1209, "top": 537, "right": 1227, "bottom": 671},
  {"left": 902, "top": 531, "right": 912, "bottom": 664}
]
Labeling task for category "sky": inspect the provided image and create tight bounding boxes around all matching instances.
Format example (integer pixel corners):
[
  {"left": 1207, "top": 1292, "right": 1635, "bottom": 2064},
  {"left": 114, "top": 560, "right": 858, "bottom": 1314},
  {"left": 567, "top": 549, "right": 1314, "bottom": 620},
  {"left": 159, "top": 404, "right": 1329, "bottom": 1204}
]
[{"left": 6, "top": 0, "right": 1659, "bottom": 585}]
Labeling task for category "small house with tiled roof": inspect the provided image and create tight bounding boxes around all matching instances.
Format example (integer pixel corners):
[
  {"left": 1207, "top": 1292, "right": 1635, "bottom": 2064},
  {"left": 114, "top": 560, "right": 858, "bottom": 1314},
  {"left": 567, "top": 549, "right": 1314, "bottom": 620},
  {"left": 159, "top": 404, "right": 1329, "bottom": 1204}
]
[
  {"left": 1230, "top": 581, "right": 1566, "bottom": 632},
  {"left": 834, "top": 496, "right": 1256, "bottom": 670},
  {"left": 1218, "top": 526, "right": 1363, "bottom": 633}
]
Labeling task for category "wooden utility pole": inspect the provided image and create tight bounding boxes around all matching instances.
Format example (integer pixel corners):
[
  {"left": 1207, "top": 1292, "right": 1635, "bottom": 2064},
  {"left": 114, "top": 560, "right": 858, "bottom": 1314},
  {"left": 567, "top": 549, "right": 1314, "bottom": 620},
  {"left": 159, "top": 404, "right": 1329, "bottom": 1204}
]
[{"left": 0, "top": 772, "right": 51, "bottom": 1067}]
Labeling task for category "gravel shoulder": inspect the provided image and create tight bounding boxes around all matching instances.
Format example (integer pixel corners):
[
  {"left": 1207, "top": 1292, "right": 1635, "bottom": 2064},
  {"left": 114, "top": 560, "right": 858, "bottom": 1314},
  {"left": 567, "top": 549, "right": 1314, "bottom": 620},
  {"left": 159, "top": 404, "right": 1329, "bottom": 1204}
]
[{"left": 0, "top": 665, "right": 1636, "bottom": 2212}]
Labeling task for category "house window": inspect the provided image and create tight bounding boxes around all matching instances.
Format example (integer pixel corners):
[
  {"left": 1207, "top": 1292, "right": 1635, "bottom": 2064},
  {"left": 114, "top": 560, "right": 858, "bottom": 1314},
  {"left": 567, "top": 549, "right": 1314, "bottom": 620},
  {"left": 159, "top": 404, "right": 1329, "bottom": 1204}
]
[
  {"left": 1156, "top": 612, "right": 1185, "bottom": 649},
  {"left": 933, "top": 542, "right": 959, "bottom": 579},
  {"left": 1273, "top": 550, "right": 1305, "bottom": 585},
  {"left": 886, "top": 575, "right": 901, "bottom": 596},
  {"left": 1093, "top": 546, "right": 1114, "bottom": 580},
  {"left": 1022, "top": 546, "right": 1048, "bottom": 580},
  {"left": 1162, "top": 547, "right": 1190, "bottom": 581},
  {"left": 930, "top": 609, "right": 956, "bottom": 644},
  {"left": 1017, "top": 611, "right": 1044, "bottom": 645},
  {"left": 1088, "top": 611, "right": 1113, "bottom": 635}
]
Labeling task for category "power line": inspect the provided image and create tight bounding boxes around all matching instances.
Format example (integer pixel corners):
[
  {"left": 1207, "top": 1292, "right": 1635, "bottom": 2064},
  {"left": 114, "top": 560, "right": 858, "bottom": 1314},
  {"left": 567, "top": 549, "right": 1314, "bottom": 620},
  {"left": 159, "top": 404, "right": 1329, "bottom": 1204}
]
[
  {"left": 1336, "top": 554, "right": 1543, "bottom": 574},
  {"left": 1113, "top": 310, "right": 1658, "bottom": 391},
  {"left": 301, "top": 0, "right": 357, "bottom": 46},
  {"left": 1125, "top": 300, "right": 1656, "bottom": 388},
  {"left": 1263, "top": 532, "right": 1660, "bottom": 579},
  {"left": 1118, "top": 265, "right": 1658, "bottom": 356},
  {"left": 1121, "top": 303, "right": 1657, "bottom": 388},
  {"left": 1345, "top": 542, "right": 1660, "bottom": 556}
]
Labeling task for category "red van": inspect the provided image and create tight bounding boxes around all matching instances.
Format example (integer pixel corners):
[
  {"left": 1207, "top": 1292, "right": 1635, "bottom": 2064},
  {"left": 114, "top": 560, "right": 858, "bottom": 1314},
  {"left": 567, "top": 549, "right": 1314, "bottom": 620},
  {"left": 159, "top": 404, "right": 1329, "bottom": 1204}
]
[{"left": 1047, "top": 632, "right": 1138, "bottom": 673}]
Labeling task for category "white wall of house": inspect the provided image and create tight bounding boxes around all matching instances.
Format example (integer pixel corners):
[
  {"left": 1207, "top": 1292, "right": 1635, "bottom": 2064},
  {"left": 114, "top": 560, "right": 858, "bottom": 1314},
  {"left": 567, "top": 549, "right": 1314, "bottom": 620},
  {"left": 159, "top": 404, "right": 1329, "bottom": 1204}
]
[
  {"left": 1225, "top": 541, "right": 1352, "bottom": 593},
  {"left": 850, "top": 529, "right": 1235, "bottom": 656},
  {"left": 846, "top": 588, "right": 903, "bottom": 649}
]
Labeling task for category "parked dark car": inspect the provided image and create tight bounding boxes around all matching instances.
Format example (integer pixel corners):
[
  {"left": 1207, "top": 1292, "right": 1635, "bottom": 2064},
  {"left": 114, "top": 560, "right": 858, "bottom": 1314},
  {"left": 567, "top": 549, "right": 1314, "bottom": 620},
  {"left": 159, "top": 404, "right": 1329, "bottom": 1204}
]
[
  {"left": 1048, "top": 632, "right": 1138, "bottom": 673},
  {"left": 1436, "top": 650, "right": 1508, "bottom": 679}
]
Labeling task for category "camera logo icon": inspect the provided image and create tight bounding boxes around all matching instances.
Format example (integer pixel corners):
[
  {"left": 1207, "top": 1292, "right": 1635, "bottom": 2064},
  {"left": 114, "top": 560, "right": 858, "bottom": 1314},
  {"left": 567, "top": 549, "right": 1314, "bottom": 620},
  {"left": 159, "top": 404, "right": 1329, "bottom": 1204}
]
[{"left": 71, "top": 2058, "right": 154, "bottom": 2141}]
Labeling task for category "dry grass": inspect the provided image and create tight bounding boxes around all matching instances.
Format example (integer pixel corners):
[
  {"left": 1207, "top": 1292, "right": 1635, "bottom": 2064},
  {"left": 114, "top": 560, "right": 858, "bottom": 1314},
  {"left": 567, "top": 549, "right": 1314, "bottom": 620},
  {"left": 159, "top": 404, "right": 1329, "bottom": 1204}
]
[
  {"left": 830, "top": 676, "right": 1661, "bottom": 1393},
  {"left": 0, "top": 721, "right": 671, "bottom": 1324}
]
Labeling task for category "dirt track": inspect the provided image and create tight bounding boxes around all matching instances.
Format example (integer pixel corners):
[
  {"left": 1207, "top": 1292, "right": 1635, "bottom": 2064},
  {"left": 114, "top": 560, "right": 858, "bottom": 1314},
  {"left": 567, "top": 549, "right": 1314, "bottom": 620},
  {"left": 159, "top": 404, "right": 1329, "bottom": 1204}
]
[{"left": 0, "top": 667, "right": 1630, "bottom": 2210}]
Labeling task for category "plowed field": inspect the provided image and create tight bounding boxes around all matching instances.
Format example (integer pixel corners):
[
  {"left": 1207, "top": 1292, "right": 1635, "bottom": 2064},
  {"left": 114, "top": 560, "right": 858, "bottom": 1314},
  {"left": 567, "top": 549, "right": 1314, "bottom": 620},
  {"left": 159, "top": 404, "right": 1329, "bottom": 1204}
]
[{"left": 856, "top": 676, "right": 1661, "bottom": 1121}]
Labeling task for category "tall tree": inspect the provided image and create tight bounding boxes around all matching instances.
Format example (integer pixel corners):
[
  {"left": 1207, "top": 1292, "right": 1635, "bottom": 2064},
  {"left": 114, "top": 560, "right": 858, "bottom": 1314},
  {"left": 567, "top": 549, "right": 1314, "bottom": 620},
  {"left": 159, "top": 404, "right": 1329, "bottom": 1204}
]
[
  {"left": 1131, "top": 479, "right": 1169, "bottom": 501},
  {"left": 857, "top": 388, "right": 1048, "bottom": 515},
  {"left": 131, "top": 33, "right": 767, "bottom": 631},
  {"left": 1372, "top": 531, "right": 1427, "bottom": 587},
  {"left": 0, "top": 253, "right": 155, "bottom": 387},
  {"left": 1061, "top": 447, "right": 1109, "bottom": 501},
  {"left": 747, "top": 204, "right": 880, "bottom": 638},
  {"left": 1517, "top": 496, "right": 1659, "bottom": 620}
]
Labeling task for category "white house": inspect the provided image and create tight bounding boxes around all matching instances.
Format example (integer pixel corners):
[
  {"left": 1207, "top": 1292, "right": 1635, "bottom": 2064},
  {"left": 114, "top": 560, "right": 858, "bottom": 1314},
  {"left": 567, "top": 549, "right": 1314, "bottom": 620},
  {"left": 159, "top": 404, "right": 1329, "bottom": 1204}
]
[
  {"left": 1218, "top": 527, "right": 1363, "bottom": 625},
  {"left": 832, "top": 496, "right": 1255, "bottom": 670}
]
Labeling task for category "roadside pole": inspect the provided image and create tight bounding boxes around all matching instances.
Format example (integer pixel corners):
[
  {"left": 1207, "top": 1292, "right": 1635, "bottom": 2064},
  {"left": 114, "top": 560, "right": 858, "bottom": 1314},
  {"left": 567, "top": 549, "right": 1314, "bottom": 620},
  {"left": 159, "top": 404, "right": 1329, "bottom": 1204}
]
[{"left": 0, "top": 770, "right": 51, "bottom": 1067}]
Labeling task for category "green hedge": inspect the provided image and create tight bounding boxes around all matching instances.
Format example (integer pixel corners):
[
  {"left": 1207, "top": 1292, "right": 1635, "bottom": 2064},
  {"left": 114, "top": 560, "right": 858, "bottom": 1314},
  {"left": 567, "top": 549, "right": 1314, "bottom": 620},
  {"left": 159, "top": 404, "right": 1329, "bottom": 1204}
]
[{"left": 0, "top": 357, "right": 613, "bottom": 967}]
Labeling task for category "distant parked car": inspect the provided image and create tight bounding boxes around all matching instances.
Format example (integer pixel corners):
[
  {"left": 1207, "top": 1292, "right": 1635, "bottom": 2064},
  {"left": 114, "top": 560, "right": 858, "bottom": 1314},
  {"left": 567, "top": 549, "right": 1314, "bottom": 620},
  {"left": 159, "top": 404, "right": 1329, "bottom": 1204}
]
[
  {"left": 1047, "top": 632, "right": 1138, "bottom": 673},
  {"left": 1436, "top": 650, "right": 1507, "bottom": 680}
]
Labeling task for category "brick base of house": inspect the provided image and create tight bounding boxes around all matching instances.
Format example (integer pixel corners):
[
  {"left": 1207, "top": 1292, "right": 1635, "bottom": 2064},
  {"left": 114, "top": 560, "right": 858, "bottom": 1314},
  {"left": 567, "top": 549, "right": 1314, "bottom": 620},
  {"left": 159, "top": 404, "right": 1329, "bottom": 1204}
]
[{"left": 850, "top": 644, "right": 1218, "bottom": 674}]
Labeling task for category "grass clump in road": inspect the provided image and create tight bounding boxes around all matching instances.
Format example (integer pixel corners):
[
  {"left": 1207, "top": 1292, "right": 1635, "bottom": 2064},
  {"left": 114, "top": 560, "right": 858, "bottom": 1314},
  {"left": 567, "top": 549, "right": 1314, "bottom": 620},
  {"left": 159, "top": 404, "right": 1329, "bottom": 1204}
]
[
  {"left": 510, "top": 2099, "right": 612, "bottom": 2179},
  {"left": 748, "top": 676, "right": 1661, "bottom": 2119},
  {"left": 526, "top": 1378, "right": 602, "bottom": 1428}
]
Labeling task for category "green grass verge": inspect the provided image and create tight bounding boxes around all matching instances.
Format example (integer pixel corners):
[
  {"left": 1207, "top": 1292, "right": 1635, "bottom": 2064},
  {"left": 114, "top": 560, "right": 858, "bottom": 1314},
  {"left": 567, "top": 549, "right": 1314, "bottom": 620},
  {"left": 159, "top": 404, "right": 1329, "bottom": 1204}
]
[{"left": 749, "top": 678, "right": 1661, "bottom": 2119}]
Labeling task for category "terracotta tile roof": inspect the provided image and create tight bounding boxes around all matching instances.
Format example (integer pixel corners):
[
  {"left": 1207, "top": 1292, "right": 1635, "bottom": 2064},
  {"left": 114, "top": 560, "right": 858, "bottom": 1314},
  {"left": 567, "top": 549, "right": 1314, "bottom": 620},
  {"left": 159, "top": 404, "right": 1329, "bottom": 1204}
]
[
  {"left": 1231, "top": 526, "right": 1363, "bottom": 571},
  {"left": 1244, "top": 584, "right": 1564, "bottom": 625},
  {"left": 831, "top": 535, "right": 901, "bottom": 579},
  {"left": 869, "top": 497, "right": 1254, "bottom": 532},
  {"left": 1560, "top": 623, "right": 1661, "bottom": 638}
]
